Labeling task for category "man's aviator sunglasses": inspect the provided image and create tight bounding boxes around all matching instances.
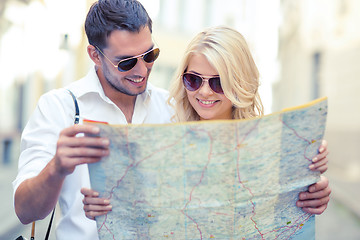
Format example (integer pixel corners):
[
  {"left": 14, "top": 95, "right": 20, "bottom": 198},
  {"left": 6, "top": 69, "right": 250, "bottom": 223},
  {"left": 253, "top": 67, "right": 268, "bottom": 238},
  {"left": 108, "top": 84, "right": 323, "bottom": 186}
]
[
  {"left": 182, "top": 72, "right": 224, "bottom": 94},
  {"left": 95, "top": 46, "right": 160, "bottom": 72}
]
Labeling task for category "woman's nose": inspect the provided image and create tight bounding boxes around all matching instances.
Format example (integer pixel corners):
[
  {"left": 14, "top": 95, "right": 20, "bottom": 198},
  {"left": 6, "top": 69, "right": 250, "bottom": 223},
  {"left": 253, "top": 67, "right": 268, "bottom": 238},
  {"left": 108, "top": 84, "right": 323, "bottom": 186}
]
[{"left": 198, "top": 79, "right": 214, "bottom": 96}]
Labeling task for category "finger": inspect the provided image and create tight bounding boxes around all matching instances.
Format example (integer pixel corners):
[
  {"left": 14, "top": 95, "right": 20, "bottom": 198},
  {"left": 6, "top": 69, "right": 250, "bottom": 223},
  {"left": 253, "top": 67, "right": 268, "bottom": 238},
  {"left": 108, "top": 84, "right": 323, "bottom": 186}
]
[
  {"left": 297, "top": 196, "right": 330, "bottom": 208},
  {"left": 318, "top": 139, "right": 328, "bottom": 153},
  {"left": 81, "top": 188, "right": 99, "bottom": 197},
  {"left": 308, "top": 175, "right": 329, "bottom": 193},
  {"left": 83, "top": 197, "right": 110, "bottom": 206},
  {"left": 311, "top": 156, "right": 328, "bottom": 168},
  {"left": 317, "top": 165, "right": 328, "bottom": 174},
  {"left": 312, "top": 148, "right": 329, "bottom": 163},
  {"left": 84, "top": 203, "right": 112, "bottom": 212},
  {"left": 60, "top": 124, "right": 101, "bottom": 137},
  {"left": 77, "top": 157, "right": 107, "bottom": 166},
  {"left": 62, "top": 146, "right": 109, "bottom": 159},
  {"left": 57, "top": 136, "right": 110, "bottom": 149},
  {"left": 56, "top": 142, "right": 109, "bottom": 168},
  {"left": 309, "top": 157, "right": 328, "bottom": 172},
  {"left": 55, "top": 156, "right": 105, "bottom": 176},
  {"left": 299, "top": 187, "right": 331, "bottom": 200},
  {"left": 86, "top": 214, "right": 95, "bottom": 220},
  {"left": 56, "top": 149, "right": 109, "bottom": 167},
  {"left": 302, "top": 203, "right": 328, "bottom": 215},
  {"left": 86, "top": 210, "right": 111, "bottom": 220}
]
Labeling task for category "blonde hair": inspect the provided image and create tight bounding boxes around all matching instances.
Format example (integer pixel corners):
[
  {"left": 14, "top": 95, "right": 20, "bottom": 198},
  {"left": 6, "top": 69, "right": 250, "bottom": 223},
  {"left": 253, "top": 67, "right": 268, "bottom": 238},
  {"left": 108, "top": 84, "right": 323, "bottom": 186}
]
[{"left": 168, "top": 26, "right": 264, "bottom": 122}]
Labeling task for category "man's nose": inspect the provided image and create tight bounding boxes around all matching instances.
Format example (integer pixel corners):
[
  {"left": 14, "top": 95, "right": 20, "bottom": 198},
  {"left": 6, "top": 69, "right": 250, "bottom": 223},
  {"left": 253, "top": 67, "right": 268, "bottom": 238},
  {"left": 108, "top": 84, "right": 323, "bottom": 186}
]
[{"left": 131, "top": 57, "right": 151, "bottom": 75}]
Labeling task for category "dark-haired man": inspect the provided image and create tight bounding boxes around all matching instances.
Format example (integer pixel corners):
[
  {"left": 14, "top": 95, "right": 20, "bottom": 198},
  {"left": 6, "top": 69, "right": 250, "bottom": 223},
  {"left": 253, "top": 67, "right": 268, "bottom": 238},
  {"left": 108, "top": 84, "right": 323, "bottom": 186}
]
[{"left": 13, "top": 0, "right": 172, "bottom": 239}]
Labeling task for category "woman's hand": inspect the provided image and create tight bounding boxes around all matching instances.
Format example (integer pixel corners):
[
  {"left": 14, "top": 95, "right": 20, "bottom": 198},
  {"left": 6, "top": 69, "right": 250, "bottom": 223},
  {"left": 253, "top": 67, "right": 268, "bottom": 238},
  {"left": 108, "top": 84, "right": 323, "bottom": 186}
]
[
  {"left": 297, "top": 175, "right": 331, "bottom": 214},
  {"left": 309, "top": 139, "right": 329, "bottom": 174}
]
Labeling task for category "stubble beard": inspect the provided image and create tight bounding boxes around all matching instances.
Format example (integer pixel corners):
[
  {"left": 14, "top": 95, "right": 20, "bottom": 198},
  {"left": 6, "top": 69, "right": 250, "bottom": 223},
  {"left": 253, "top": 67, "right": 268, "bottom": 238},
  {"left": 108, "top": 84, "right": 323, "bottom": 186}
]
[{"left": 102, "top": 63, "right": 149, "bottom": 97}]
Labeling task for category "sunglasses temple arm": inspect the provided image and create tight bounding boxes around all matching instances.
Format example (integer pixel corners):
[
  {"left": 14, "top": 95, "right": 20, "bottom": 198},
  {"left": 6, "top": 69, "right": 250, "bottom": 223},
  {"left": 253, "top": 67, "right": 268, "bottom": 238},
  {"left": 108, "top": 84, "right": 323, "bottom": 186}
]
[{"left": 95, "top": 46, "right": 118, "bottom": 68}]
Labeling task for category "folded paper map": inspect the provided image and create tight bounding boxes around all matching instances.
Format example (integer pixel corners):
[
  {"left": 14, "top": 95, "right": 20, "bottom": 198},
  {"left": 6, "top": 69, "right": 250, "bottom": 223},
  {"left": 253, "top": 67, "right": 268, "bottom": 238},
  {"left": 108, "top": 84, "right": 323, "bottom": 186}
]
[{"left": 88, "top": 97, "right": 327, "bottom": 240}]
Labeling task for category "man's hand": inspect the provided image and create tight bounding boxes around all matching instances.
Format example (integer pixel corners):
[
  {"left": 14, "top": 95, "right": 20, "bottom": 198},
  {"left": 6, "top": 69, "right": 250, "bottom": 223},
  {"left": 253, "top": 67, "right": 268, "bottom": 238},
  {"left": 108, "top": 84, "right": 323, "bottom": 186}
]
[
  {"left": 297, "top": 175, "right": 331, "bottom": 214},
  {"left": 15, "top": 124, "right": 110, "bottom": 224},
  {"left": 81, "top": 188, "right": 112, "bottom": 220},
  {"left": 54, "top": 124, "right": 110, "bottom": 177}
]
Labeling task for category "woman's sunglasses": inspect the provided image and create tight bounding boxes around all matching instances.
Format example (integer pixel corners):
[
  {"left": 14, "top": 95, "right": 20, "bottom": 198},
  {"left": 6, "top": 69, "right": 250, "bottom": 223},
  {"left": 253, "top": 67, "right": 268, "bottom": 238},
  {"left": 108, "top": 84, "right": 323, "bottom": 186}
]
[
  {"left": 182, "top": 72, "right": 224, "bottom": 94},
  {"left": 96, "top": 46, "right": 160, "bottom": 72}
]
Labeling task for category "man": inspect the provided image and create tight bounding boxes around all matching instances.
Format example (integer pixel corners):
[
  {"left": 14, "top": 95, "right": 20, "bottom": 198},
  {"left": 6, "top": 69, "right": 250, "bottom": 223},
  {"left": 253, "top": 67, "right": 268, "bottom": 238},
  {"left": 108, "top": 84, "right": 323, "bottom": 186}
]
[
  {"left": 13, "top": 0, "right": 330, "bottom": 239},
  {"left": 13, "top": 0, "right": 172, "bottom": 239}
]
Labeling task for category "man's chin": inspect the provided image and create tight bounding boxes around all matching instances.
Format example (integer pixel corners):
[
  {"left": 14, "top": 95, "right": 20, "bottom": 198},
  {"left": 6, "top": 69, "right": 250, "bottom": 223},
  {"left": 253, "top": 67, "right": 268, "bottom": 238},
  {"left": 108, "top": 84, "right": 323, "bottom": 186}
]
[{"left": 119, "top": 85, "right": 147, "bottom": 96}]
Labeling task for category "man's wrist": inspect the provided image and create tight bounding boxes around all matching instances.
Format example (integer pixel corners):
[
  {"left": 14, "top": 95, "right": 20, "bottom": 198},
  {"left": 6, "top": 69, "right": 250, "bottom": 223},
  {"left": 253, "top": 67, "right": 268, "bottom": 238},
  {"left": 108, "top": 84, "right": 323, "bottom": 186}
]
[{"left": 47, "top": 157, "right": 67, "bottom": 182}]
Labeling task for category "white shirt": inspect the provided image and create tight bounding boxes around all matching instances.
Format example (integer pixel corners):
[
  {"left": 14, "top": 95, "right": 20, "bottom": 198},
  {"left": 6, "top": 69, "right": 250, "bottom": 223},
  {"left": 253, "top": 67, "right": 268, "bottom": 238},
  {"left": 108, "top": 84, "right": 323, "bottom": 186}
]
[{"left": 13, "top": 67, "right": 173, "bottom": 240}]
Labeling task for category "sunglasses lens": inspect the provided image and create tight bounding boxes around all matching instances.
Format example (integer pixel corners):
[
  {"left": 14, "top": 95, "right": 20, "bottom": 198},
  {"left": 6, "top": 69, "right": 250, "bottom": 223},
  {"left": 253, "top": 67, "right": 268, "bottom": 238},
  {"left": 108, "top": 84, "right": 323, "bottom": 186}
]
[
  {"left": 143, "top": 48, "right": 160, "bottom": 63},
  {"left": 183, "top": 73, "right": 224, "bottom": 94},
  {"left": 209, "top": 77, "right": 223, "bottom": 93},
  {"left": 117, "top": 48, "right": 160, "bottom": 71},
  {"left": 118, "top": 58, "right": 137, "bottom": 72},
  {"left": 183, "top": 73, "right": 202, "bottom": 91}
]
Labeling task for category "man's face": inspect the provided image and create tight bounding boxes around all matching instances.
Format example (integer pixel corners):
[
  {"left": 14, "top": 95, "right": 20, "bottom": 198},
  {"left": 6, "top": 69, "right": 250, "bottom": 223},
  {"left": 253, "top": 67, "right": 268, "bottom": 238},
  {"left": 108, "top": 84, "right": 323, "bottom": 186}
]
[{"left": 98, "top": 26, "right": 155, "bottom": 96}]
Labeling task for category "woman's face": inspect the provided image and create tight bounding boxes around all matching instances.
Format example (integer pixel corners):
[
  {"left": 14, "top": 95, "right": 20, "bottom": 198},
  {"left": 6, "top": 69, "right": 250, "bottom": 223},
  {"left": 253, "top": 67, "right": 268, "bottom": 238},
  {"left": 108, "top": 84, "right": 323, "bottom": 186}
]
[{"left": 185, "top": 54, "right": 233, "bottom": 120}]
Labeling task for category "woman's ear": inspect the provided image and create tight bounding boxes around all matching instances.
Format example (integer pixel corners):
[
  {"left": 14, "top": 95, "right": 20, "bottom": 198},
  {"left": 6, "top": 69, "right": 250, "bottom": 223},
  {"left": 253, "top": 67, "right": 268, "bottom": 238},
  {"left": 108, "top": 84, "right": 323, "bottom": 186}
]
[{"left": 87, "top": 45, "right": 101, "bottom": 66}]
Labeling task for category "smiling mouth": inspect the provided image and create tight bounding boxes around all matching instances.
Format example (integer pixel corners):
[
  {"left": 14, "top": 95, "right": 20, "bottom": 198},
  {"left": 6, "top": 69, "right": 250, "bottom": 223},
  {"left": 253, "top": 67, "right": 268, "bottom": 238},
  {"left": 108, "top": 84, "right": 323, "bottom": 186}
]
[
  {"left": 127, "top": 77, "right": 145, "bottom": 83},
  {"left": 198, "top": 99, "right": 219, "bottom": 105}
]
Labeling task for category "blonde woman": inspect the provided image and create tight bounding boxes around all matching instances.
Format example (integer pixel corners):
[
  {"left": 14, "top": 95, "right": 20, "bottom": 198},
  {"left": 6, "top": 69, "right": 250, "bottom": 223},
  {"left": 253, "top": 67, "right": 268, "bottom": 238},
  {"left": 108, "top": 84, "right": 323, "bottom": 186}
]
[
  {"left": 82, "top": 26, "right": 330, "bottom": 219},
  {"left": 168, "top": 26, "right": 263, "bottom": 122},
  {"left": 167, "top": 26, "right": 330, "bottom": 214}
]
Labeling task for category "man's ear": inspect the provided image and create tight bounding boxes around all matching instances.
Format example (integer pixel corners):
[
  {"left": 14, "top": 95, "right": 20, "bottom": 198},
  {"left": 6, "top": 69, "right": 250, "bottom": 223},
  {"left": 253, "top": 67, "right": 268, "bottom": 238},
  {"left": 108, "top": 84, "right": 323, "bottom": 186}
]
[{"left": 87, "top": 45, "right": 101, "bottom": 66}]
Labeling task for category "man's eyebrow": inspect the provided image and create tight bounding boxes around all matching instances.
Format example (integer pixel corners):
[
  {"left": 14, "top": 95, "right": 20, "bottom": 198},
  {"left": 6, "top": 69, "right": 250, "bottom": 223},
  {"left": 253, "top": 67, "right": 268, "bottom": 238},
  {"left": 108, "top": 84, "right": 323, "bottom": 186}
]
[{"left": 115, "top": 45, "right": 155, "bottom": 60}]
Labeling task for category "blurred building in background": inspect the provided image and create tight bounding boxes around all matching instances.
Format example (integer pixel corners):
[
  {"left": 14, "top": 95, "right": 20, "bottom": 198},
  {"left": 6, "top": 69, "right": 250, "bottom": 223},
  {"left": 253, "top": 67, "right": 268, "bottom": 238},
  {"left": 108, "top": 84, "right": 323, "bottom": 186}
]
[
  {"left": 0, "top": 0, "right": 92, "bottom": 167},
  {"left": 274, "top": 0, "right": 360, "bottom": 215}
]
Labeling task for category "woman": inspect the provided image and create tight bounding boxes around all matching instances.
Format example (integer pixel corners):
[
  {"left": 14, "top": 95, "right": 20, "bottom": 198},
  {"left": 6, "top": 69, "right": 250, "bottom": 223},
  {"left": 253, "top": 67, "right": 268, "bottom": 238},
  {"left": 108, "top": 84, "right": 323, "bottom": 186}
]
[
  {"left": 167, "top": 25, "right": 330, "bottom": 213},
  {"left": 82, "top": 26, "right": 330, "bottom": 219},
  {"left": 168, "top": 26, "right": 263, "bottom": 122}
]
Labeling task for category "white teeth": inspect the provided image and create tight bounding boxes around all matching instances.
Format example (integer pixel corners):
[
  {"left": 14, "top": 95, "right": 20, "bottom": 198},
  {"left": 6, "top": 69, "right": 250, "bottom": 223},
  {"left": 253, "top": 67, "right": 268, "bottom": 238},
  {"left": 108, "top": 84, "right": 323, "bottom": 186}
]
[
  {"left": 198, "top": 99, "right": 217, "bottom": 105},
  {"left": 128, "top": 78, "right": 144, "bottom": 83}
]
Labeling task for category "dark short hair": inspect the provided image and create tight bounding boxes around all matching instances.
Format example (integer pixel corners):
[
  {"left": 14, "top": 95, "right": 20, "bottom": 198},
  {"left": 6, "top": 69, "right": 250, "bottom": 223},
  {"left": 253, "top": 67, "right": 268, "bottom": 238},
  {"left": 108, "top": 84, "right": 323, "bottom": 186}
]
[{"left": 85, "top": 0, "right": 152, "bottom": 49}]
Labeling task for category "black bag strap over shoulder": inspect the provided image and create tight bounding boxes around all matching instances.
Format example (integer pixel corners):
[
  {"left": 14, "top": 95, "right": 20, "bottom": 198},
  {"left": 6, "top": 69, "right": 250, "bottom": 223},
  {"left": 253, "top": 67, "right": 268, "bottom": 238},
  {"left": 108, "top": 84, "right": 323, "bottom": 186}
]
[
  {"left": 44, "top": 208, "right": 55, "bottom": 240},
  {"left": 67, "top": 89, "right": 80, "bottom": 124}
]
